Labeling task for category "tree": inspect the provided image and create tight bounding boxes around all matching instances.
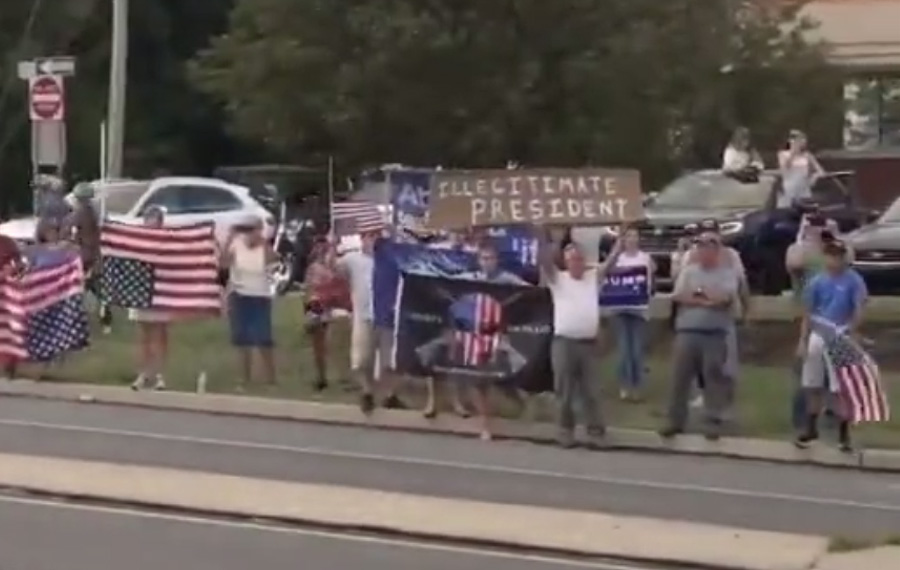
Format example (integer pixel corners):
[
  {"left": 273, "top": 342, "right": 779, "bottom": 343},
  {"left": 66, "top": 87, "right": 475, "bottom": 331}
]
[{"left": 191, "top": 0, "right": 841, "bottom": 185}]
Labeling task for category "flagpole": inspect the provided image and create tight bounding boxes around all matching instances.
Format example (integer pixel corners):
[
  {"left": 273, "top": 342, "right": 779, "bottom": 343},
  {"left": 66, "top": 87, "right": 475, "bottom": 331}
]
[{"left": 327, "top": 155, "right": 335, "bottom": 235}]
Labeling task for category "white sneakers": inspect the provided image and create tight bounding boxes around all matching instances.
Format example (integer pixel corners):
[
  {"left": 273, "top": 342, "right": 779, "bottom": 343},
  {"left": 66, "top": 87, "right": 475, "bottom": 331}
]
[{"left": 130, "top": 374, "right": 166, "bottom": 391}]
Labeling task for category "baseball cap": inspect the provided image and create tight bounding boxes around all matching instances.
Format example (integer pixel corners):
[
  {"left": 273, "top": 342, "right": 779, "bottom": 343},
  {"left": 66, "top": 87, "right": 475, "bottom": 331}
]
[{"left": 698, "top": 219, "right": 720, "bottom": 233}]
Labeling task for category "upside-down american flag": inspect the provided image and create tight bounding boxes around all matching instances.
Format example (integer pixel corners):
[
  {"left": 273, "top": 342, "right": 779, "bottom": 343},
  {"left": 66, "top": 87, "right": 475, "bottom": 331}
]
[
  {"left": 100, "top": 222, "right": 221, "bottom": 315},
  {"left": 331, "top": 200, "right": 385, "bottom": 236},
  {"left": 0, "top": 252, "right": 88, "bottom": 361},
  {"left": 814, "top": 318, "right": 890, "bottom": 424},
  {"left": 450, "top": 293, "right": 504, "bottom": 366}
]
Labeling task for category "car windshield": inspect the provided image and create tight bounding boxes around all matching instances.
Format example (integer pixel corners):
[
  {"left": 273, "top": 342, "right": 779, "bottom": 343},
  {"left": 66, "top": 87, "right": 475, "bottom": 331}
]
[
  {"left": 92, "top": 182, "right": 150, "bottom": 215},
  {"left": 653, "top": 172, "right": 773, "bottom": 210},
  {"left": 879, "top": 198, "right": 900, "bottom": 222}
]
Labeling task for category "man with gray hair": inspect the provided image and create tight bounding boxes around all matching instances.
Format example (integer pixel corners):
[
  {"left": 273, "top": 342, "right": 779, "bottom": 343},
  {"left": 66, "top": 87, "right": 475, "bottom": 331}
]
[{"left": 660, "top": 231, "right": 739, "bottom": 441}]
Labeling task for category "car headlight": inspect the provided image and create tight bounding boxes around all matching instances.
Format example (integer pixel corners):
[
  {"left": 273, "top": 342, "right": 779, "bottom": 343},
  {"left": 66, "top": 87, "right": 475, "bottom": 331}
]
[{"left": 719, "top": 220, "right": 744, "bottom": 235}]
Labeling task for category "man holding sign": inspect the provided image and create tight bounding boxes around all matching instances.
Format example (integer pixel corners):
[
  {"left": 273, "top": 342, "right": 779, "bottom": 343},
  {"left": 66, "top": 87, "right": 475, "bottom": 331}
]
[{"left": 428, "top": 168, "right": 643, "bottom": 229}]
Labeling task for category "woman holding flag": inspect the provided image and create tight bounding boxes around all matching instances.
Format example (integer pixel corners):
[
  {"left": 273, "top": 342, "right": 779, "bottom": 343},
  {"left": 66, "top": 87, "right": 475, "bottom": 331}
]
[{"left": 130, "top": 206, "right": 171, "bottom": 391}]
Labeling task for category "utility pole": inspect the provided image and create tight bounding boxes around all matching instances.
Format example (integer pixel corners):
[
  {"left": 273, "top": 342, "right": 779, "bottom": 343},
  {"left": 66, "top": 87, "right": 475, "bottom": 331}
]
[{"left": 106, "top": 0, "right": 128, "bottom": 179}]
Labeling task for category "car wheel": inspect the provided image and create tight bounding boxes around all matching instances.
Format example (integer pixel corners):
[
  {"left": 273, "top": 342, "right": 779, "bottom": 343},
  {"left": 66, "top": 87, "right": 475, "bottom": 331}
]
[{"left": 268, "top": 252, "right": 296, "bottom": 296}]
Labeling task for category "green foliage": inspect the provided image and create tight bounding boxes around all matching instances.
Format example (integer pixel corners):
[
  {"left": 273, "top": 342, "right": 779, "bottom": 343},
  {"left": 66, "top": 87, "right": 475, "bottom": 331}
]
[{"left": 192, "top": 0, "right": 842, "bottom": 186}]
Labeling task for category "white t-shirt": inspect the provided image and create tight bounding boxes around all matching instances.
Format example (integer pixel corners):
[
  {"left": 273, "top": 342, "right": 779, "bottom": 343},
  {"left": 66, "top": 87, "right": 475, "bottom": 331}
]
[
  {"left": 229, "top": 239, "right": 270, "bottom": 297},
  {"left": 614, "top": 250, "right": 651, "bottom": 269},
  {"left": 722, "top": 146, "right": 750, "bottom": 171},
  {"left": 337, "top": 250, "right": 374, "bottom": 322},
  {"left": 548, "top": 269, "right": 599, "bottom": 339}
]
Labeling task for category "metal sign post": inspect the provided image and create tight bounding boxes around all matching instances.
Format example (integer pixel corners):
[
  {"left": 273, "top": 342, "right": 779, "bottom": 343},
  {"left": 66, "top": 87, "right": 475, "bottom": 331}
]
[{"left": 17, "top": 56, "right": 76, "bottom": 212}]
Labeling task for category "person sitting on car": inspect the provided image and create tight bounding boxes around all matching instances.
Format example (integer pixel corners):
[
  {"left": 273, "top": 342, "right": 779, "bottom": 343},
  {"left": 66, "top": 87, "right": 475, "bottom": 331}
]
[{"left": 722, "top": 127, "right": 764, "bottom": 183}]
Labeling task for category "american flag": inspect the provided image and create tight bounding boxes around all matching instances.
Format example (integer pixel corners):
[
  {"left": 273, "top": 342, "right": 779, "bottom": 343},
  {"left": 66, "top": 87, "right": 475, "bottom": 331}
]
[
  {"left": 814, "top": 319, "right": 890, "bottom": 424},
  {"left": 331, "top": 200, "right": 385, "bottom": 236},
  {"left": 0, "top": 252, "right": 88, "bottom": 361},
  {"left": 100, "top": 222, "right": 221, "bottom": 315},
  {"left": 451, "top": 293, "right": 503, "bottom": 366}
]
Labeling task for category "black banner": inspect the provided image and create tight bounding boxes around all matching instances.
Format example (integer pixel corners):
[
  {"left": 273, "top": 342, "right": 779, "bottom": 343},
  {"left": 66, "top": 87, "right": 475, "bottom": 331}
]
[{"left": 393, "top": 273, "right": 553, "bottom": 393}]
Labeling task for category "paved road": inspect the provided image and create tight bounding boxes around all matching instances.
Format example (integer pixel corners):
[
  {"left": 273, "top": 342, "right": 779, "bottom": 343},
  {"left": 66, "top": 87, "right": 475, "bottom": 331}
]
[
  {"left": 0, "top": 398, "right": 898, "bottom": 538},
  {"left": 0, "top": 494, "right": 634, "bottom": 570}
]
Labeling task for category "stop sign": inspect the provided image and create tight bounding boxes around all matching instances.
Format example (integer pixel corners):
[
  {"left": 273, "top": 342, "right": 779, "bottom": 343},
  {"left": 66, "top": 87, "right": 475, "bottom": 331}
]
[{"left": 29, "top": 75, "right": 65, "bottom": 121}]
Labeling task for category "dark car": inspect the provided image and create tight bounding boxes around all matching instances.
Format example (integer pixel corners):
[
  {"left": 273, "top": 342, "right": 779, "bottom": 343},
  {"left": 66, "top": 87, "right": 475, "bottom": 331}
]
[
  {"left": 846, "top": 197, "right": 900, "bottom": 294},
  {"left": 599, "top": 170, "right": 879, "bottom": 294}
]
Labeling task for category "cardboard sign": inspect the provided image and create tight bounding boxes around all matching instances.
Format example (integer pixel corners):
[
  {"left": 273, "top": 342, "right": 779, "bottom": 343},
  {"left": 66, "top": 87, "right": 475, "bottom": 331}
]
[{"left": 427, "top": 168, "right": 643, "bottom": 229}]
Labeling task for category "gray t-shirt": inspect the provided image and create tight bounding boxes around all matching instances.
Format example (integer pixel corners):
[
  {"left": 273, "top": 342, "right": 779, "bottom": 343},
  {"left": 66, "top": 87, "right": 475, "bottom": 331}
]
[{"left": 673, "top": 263, "right": 738, "bottom": 332}]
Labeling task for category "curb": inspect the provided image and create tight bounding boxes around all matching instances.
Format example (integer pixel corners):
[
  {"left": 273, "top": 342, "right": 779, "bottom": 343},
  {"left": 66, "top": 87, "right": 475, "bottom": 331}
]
[{"left": 2, "top": 380, "right": 899, "bottom": 472}]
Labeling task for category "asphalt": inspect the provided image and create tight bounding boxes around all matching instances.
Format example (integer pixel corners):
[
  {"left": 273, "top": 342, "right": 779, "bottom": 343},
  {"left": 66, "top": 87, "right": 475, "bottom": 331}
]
[
  {"left": 0, "top": 494, "right": 636, "bottom": 570},
  {"left": 0, "top": 398, "right": 898, "bottom": 539}
]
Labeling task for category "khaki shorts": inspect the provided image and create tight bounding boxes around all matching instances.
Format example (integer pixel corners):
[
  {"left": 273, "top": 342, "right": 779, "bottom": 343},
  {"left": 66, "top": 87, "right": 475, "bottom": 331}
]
[
  {"left": 800, "top": 332, "right": 838, "bottom": 392},
  {"left": 350, "top": 320, "right": 395, "bottom": 379}
]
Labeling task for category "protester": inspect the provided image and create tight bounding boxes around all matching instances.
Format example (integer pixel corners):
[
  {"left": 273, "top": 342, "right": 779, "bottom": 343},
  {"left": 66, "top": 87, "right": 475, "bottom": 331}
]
[
  {"left": 795, "top": 239, "right": 866, "bottom": 452},
  {"left": 661, "top": 231, "right": 739, "bottom": 441},
  {"left": 334, "top": 228, "right": 405, "bottom": 414},
  {"left": 423, "top": 231, "right": 475, "bottom": 419},
  {"left": 65, "top": 182, "right": 112, "bottom": 333},
  {"left": 130, "top": 206, "right": 171, "bottom": 391},
  {"left": 451, "top": 240, "right": 530, "bottom": 440},
  {"left": 540, "top": 230, "right": 619, "bottom": 448},
  {"left": 777, "top": 129, "right": 825, "bottom": 207},
  {"left": 722, "top": 127, "right": 764, "bottom": 182},
  {"left": 0, "top": 229, "right": 25, "bottom": 379},
  {"left": 303, "top": 238, "right": 341, "bottom": 391},
  {"left": 221, "top": 214, "right": 278, "bottom": 388},
  {"left": 607, "top": 225, "right": 653, "bottom": 402},
  {"left": 672, "top": 220, "right": 748, "bottom": 412}
]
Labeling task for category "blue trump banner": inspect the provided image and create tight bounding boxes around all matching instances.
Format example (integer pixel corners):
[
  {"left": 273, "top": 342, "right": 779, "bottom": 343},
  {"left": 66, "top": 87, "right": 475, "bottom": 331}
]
[
  {"left": 598, "top": 265, "right": 651, "bottom": 308},
  {"left": 388, "top": 169, "right": 432, "bottom": 233},
  {"left": 371, "top": 239, "right": 476, "bottom": 328},
  {"left": 393, "top": 273, "right": 553, "bottom": 394}
]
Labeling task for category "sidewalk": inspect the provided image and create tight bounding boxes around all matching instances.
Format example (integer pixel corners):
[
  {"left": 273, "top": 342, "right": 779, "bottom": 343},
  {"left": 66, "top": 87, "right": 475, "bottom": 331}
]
[{"left": 3, "top": 379, "right": 899, "bottom": 471}]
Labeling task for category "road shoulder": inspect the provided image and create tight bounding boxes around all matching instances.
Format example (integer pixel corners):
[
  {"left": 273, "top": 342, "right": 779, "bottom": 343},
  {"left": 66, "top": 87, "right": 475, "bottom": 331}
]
[{"left": 2, "top": 379, "right": 899, "bottom": 472}]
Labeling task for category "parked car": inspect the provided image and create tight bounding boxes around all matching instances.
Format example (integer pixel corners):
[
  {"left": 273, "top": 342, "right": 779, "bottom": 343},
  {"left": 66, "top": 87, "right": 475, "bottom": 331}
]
[
  {"left": 0, "top": 176, "right": 291, "bottom": 292},
  {"left": 845, "top": 196, "right": 900, "bottom": 294},
  {"left": 599, "top": 170, "right": 880, "bottom": 294}
]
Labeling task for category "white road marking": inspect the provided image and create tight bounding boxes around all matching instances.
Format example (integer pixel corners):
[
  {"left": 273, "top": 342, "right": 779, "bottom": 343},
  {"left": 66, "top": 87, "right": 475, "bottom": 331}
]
[
  {"left": 0, "top": 418, "right": 898, "bottom": 514},
  {"left": 0, "top": 493, "right": 634, "bottom": 569}
]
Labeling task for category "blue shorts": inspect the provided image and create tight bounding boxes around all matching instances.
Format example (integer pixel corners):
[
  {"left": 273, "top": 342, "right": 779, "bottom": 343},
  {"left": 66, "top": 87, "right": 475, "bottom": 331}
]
[{"left": 229, "top": 293, "right": 273, "bottom": 347}]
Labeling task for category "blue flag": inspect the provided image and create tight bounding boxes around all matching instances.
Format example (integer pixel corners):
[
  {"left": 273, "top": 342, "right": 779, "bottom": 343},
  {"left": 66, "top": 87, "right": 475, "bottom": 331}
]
[
  {"left": 372, "top": 239, "right": 476, "bottom": 328},
  {"left": 598, "top": 265, "right": 651, "bottom": 308}
]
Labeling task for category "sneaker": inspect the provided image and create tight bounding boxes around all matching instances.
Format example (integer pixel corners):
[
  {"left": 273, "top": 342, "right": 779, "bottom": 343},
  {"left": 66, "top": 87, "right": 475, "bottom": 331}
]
[
  {"left": 838, "top": 422, "right": 853, "bottom": 454},
  {"left": 690, "top": 395, "right": 704, "bottom": 409},
  {"left": 130, "top": 374, "right": 147, "bottom": 391},
  {"left": 557, "top": 430, "right": 576, "bottom": 449},
  {"left": 479, "top": 430, "right": 492, "bottom": 442},
  {"left": 102, "top": 326, "right": 112, "bottom": 335},
  {"left": 381, "top": 394, "right": 407, "bottom": 410},
  {"left": 703, "top": 421, "right": 722, "bottom": 442},
  {"left": 658, "top": 426, "right": 684, "bottom": 440},
  {"left": 151, "top": 375, "right": 166, "bottom": 391},
  {"left": 586, "top": 426, "right": 607, "bottom": 448},
  {"left": 359, "top": 393, "right": 375, "bottom": 415},
  {"left": 313, "top": 378, "right": 328, "bottom": 393},
  {"left": 793, "top": 428, "right": 819, "bottom": 449}
]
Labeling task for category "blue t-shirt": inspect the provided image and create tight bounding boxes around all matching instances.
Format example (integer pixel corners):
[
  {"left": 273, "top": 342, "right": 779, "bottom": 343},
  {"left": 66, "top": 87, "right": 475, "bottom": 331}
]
[{"left": 802, "top": 269, "right": 867, "bottom": 327}]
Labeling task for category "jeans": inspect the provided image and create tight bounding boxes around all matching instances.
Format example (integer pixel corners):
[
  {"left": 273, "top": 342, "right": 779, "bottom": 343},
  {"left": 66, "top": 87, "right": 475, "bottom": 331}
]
[
  {"left": 611, "top": 312, "right": 646, "bottom": 390},
  {"left": 668, "top": 331, "right": 729, "bottom": 429}
]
